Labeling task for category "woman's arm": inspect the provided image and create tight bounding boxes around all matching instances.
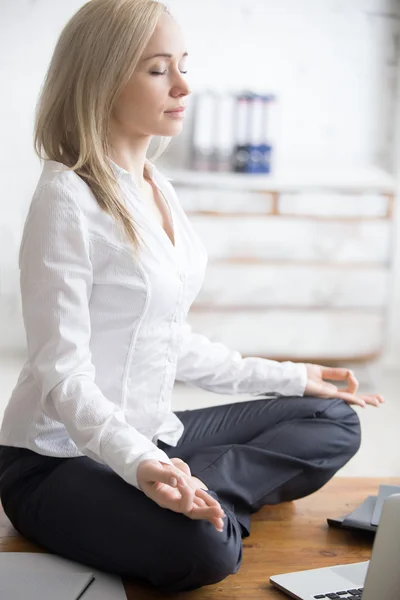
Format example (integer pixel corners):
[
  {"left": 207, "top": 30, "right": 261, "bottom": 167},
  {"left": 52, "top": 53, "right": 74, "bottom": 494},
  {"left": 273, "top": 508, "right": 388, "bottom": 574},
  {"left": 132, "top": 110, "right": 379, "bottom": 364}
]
[
  {"left": 175, "top": 321, "right": 307, "bottom": 397},
  {"left": 20, "top": 181, "right": 172, "bottom": 490}
]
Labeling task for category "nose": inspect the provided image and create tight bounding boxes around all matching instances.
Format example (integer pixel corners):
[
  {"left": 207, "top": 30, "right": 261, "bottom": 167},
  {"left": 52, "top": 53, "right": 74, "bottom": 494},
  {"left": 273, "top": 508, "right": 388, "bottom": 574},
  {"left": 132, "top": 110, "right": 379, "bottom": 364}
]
[{"left": 171, "top": 72, "right": 191, "bottom": 98}]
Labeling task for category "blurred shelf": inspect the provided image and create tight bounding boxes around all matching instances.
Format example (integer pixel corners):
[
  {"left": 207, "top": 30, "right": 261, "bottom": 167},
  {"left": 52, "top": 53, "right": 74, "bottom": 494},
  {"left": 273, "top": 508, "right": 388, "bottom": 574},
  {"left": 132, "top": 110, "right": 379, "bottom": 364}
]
[
  {"left": 170, "top": 165, "right": 397, "bottom": 365},
  {"left": 164, "top": 165, "right": 397, "bottom": 193}
]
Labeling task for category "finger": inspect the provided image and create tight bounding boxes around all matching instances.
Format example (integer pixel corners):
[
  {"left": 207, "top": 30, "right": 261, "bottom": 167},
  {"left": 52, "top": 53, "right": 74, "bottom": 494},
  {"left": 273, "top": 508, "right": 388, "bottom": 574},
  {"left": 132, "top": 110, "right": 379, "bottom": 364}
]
[
  {"left": 307, "top": 381, "right": 339, "bottom": 398},
  {"left": 320, "top": 366, "right": 359, "bottom": 395},
  {"left": 193, "top": 496, "right": 208, "bottom": 509},
  {"left": 188, "top": 504, "right": 226, "bottom": 525},
  {"left": 370, "top": 394, "right": 385, "bottom": 403},
  {"left": 170, "top": 458, "right": 191, "bottom": 477},
  {"left": 334, "top": 390, "right": 366, "bottom": 408},
  {"left": 187, "top": 505, "right": 225, "bottom": 532},
  {"left": 151, "top": 462, "right": 189, "bottom": 488},
  {"left": 346, "top": 372, "right": 359, "bottom": 395},
  {"left": 319, "top": 382, "right": 339, "bottom": 396},
  {"left": 177, "top": 479, "right": 195, "bottom": 513},
  {"left": 211, "top": 517, "right": 225, "bottom": 532},
  {"left": 358, "top": 394, "right": 384, "bottom": 407},
  {"left": 198, "top": 509, "right": 225, "bottom": 532},
  {"left": 191, "top": 501, "right": 226, "bottom": 520},
  {"left": 195, "top": 488, "right": 225, "bottom": 513},
  {"left": 320, "top": 366, "right": 358, "bottom": 385},
  {"left": 191, "top": 489, "right": 226, "bottom": 515}
]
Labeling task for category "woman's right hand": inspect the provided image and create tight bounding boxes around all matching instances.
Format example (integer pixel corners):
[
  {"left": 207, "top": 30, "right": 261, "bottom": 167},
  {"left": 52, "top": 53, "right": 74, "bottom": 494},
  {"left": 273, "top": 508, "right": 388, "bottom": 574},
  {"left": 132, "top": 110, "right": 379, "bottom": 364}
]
[{"left": 136, "top": 459, "right": 226, "bottom": 531}]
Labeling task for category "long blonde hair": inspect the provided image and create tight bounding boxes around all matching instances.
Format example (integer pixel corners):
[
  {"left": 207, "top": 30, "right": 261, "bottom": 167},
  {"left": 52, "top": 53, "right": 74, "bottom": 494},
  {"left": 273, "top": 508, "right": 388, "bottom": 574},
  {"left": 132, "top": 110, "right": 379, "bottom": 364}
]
[{"left": 34, "top": 0, "right": 171, "bottom": 257}]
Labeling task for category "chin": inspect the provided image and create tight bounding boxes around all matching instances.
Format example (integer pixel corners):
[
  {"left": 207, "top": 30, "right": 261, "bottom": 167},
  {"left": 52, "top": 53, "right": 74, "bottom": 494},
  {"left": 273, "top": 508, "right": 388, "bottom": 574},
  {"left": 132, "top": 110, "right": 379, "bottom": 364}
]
[{"left": 158, "top": 124, "right": 184, "bottom": 137}]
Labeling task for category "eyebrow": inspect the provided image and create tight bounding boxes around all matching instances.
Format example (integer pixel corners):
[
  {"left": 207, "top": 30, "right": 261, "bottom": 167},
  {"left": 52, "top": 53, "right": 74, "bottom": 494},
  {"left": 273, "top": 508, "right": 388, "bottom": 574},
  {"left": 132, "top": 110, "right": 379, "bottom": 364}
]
[{"left": 142, "top": 52, "right": 188, "bottom": 61}]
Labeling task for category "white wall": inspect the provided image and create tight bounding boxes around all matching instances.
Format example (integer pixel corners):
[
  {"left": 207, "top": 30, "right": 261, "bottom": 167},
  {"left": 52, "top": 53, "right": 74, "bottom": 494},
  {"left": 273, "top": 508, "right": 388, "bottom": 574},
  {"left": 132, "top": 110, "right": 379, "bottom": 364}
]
[
  {"left": 164, "top": 0, "right": 399, "bottom": 172},
  {"left": 385, "top": 28, "right": 400, "bottom": 370},
  {"left": 1, "top": 0, "right": 399, "bottom": 364}
]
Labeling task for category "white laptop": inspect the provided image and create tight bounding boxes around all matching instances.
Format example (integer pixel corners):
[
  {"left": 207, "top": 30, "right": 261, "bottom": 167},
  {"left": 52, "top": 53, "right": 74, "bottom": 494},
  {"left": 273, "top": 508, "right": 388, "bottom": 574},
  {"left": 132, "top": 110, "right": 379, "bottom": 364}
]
[{"left": 270, "top": 493, "right": 400, "bottom": 600}]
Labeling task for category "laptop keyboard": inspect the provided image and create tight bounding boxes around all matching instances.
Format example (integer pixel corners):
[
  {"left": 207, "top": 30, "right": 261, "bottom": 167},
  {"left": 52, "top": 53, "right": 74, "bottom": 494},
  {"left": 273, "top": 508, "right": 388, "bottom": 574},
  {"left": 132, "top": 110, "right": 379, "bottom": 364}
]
[{"left": 314, "top": 589, "right": 363, "bottom": 599}]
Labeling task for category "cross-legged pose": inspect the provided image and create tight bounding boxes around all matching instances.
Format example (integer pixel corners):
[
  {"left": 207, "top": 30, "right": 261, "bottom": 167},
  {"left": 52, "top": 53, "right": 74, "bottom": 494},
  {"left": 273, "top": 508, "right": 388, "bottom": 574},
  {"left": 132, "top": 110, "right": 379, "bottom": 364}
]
[{"left": 0, "top": 0, "right": 383, "bottom": 593}]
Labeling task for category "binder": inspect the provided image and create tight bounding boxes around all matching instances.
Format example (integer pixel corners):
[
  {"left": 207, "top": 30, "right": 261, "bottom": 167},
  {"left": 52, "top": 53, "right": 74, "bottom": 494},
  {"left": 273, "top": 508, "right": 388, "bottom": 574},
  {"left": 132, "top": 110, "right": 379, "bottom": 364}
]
[{"left": 191, "top": 91, "right": 216, "bottom": 171}]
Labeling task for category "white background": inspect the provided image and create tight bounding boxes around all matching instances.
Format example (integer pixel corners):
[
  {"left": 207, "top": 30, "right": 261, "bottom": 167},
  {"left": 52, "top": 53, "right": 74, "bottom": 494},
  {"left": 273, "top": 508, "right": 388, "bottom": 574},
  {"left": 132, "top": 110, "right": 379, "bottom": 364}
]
[{"left": 1, "top": 0, "right": 399, "bottom": 368}]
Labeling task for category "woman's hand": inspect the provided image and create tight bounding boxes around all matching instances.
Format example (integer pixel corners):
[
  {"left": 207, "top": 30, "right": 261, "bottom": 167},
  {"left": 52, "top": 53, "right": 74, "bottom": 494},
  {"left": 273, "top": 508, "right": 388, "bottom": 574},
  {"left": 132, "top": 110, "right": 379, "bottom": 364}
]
[
  {"left": 136, "top": 458, "right": 225, "bottom": 531},
  {"left": 304, "top": 363, "right": 384, "bottom": 408}
]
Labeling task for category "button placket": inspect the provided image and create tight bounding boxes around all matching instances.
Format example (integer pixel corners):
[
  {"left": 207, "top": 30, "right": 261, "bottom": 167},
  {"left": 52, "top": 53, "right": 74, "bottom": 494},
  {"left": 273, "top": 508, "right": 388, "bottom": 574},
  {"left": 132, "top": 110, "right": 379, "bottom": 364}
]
[{"left": 159, "top": 267, "right": 187, "bottom": 407}]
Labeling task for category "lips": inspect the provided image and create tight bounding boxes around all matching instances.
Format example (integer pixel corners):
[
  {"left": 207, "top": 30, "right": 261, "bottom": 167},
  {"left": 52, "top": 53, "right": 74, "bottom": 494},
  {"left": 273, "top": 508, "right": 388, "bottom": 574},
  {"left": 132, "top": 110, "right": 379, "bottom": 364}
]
[{"left": 165, "top": 107, "right": 185, "bottom": 113}]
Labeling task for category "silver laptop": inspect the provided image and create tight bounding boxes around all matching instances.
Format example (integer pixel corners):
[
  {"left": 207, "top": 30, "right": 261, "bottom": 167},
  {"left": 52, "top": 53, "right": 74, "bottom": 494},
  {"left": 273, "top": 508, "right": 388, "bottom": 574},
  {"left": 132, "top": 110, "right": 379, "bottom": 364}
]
[{"left": 270, "top": 493, "right": 400, "bottom": 600}]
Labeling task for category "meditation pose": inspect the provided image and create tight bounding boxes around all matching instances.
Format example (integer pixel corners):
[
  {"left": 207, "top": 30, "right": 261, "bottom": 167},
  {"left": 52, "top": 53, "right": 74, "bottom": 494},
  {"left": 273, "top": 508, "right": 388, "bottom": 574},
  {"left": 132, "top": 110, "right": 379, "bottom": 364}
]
[{"left": 0, "top": 0, "right": 383, "bottom": 593}]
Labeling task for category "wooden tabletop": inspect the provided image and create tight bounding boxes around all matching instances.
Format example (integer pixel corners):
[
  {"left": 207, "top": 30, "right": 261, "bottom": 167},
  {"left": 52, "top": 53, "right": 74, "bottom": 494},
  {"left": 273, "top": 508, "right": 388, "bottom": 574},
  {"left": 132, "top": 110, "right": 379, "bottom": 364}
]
[{"left": 1, "top": 477, "right": 399, "bottom": 599}]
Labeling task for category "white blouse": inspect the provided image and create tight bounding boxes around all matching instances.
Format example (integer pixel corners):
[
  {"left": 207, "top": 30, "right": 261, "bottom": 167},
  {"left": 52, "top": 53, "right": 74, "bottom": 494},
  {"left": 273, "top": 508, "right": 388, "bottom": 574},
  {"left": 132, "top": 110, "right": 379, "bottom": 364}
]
[{"left": 0, "top": 158, "right": 307, "bottom": 489}]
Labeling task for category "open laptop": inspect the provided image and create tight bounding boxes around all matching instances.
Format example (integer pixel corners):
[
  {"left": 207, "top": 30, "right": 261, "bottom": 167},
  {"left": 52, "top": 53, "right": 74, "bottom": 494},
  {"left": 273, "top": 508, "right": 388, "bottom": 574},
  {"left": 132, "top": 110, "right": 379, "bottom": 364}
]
[{"left": 270, "top": 493, "right": 400, "bottom": 599}]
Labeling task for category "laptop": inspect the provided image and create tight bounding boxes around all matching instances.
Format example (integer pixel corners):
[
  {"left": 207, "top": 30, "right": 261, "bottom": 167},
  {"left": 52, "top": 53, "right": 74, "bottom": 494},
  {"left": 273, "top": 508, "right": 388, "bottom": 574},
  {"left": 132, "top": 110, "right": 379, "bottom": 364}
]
[{"left": 270, "top": 493, "right": 400, "bottom": 599}]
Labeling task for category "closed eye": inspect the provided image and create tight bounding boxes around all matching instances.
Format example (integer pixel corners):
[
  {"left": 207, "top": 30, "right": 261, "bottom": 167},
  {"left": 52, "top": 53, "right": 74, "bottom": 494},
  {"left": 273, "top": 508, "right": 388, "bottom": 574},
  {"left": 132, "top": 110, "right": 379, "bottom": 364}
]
[{"left": 151, "top": 70, "right": 188, "bottom": 76}]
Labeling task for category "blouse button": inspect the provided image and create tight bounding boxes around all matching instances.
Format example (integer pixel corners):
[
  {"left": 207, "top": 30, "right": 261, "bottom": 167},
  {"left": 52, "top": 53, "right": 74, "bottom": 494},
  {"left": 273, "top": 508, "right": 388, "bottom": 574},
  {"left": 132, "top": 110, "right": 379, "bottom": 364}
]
[{"left": 180, "top": 273, "right": 186, "bottom": 282}]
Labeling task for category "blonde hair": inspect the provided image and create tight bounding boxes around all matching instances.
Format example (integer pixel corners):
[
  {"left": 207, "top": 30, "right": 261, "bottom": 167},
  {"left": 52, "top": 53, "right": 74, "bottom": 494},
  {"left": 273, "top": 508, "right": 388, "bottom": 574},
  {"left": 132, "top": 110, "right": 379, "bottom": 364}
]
[{"left": 34, "top": 0, "right": 172, "bottom": 257}]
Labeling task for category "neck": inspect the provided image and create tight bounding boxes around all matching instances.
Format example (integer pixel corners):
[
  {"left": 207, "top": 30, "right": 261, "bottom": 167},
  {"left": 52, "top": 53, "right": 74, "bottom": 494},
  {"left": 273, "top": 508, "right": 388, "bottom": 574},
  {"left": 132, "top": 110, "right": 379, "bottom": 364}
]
[{"left": 108, "top": 133, "right": 152, "bottom": 189}]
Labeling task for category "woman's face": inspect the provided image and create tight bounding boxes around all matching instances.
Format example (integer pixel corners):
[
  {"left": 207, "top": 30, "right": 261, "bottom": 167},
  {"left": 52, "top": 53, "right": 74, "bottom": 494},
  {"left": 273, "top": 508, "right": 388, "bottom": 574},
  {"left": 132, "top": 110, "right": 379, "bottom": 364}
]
[{"left": 111, "top": 12, "right": 190, "bottom": 139}]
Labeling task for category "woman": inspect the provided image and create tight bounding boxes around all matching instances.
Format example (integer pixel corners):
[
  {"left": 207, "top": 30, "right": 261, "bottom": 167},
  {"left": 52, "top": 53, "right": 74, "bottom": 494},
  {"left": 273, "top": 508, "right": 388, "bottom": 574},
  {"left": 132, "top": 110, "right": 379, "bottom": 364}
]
[{"left": 0, "top": 0, "right": 383, "bottom": 593}]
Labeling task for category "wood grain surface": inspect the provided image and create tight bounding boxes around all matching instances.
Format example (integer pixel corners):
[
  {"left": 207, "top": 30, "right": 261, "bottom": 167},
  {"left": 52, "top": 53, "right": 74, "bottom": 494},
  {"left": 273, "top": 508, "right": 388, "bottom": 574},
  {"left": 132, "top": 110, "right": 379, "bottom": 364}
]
[{"left": 1, "top": 477, "right": 398, "bottom": 599}]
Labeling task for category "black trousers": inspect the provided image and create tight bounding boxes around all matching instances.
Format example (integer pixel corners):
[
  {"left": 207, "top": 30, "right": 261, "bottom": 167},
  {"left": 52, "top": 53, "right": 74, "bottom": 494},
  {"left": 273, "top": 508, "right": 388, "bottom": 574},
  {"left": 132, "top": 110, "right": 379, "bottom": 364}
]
[{"left": 0, "top": 395, "right": 361, "bottom": 593}]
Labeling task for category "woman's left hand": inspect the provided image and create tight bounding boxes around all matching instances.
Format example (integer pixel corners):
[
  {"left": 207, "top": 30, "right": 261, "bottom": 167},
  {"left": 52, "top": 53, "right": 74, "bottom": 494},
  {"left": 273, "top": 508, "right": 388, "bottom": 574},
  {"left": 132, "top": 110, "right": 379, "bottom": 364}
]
[{"left": 304, "top": 363, "right": 384, "bottom": 408}]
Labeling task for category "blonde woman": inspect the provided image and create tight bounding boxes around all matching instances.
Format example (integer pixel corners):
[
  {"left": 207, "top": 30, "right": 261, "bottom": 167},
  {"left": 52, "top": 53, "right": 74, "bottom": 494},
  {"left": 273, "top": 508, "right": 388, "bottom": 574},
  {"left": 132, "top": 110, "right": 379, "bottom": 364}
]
[{"left": 0, "top": 0, "right": 383, "bottom": 593}]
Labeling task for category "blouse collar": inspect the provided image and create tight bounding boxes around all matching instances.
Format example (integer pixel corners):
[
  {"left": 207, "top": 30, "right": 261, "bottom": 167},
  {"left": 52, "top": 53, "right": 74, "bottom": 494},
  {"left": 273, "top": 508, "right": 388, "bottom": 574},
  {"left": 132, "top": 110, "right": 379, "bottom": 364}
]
[{"left": 108, "top": 157, "right": 156, "bottom": 186}]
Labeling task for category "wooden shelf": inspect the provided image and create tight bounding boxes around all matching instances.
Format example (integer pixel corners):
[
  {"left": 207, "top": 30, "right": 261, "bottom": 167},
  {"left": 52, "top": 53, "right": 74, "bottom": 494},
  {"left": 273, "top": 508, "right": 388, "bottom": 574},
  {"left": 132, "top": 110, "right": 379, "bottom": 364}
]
[
  {"left": 191, "top": 304, "right": 386, "bottom": 313},
  {"left": 169, "top": 166, "right": 397, "bottom": 367},
  {"left": 208, "top": 258, "right": 391, "bottom": 268},
  {"left": 185, "top": 209, "right": 393, "bottom": 221},
  {"left": 164, "top": 166, "right": 397, "bottom": 193}
]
